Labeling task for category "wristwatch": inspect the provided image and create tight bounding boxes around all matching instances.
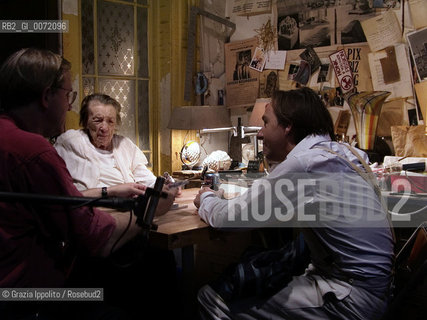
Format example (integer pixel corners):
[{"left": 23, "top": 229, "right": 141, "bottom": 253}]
[{"left": 101, "top": 187, "right": 108, "bottom": 198}]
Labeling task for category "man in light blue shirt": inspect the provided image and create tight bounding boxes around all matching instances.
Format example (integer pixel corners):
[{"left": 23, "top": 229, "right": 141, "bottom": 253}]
[{"left": 194, "top": 87, "right": 394, "bottom": 320}]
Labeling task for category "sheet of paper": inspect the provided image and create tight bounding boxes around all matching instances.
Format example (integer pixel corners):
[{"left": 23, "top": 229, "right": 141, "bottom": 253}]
[
  {"left": 264, "top": 50, "right": 286, "bottom": 70},
  {"left": 409, "top": 0, "right": 427, "bottom": 29},
  {"left": 380, "top": 46, "right": 400, "bottom": 84},
  {"left": 392, "top": 1, "right": 415, "bottom": 35},
  {"left": 361, "top": 9, "right": 402, "bottom": 52},
  {"left": 368, "top": 43, "right": 413, "bottom": 100},
  {"left": 231, "top": 0, "right": 271, "bottom": 16}
]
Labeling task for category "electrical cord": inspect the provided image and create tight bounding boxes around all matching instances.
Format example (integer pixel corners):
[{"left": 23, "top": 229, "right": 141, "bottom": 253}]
[
  {"left": 109, "top": 209, "right": 143, "bottom": 268},
  {"left": 71, "top": 196, "right": 104, "bottom": 209},
  {"left": 74, "top": 198, "right": 140, "bottom": 268},
  {"left": 110, "top": 208, "right": 133, "bottom": 255}
]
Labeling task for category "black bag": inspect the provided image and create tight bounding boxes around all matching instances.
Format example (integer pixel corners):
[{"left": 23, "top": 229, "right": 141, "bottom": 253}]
[{"left": 210, "top": 233, "right": 310, "bottom": 301}]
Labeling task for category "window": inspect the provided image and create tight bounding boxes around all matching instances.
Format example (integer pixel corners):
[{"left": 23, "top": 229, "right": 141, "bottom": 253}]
[{"left": 81, "top": 0, "right": 151, "bottom": 164}]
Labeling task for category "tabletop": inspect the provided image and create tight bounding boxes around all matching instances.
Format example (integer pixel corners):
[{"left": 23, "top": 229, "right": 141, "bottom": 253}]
[{"left": 149, "top": 188, "right": 211, "bottom": 250}]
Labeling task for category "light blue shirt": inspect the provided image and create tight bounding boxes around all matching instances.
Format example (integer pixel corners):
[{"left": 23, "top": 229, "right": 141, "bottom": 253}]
[{"left": 199, "top": 134, "right": 394, "bottom": 281}]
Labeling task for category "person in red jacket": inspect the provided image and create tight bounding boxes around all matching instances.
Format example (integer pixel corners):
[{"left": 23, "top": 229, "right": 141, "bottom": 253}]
[{"left": 0, "top": 48, "right": 175, "bottom": 320}]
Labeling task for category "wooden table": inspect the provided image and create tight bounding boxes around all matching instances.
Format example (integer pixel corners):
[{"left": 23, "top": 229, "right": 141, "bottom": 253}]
[
  {"left": 150, "top": 188, "right": 209, "bottom": 250},
  {"left": 149, "top": 188, "right": 210, "bottom": 318}
]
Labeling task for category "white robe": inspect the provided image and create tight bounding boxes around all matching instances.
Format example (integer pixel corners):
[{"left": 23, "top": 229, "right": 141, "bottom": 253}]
[{"left": 54, "top": 129, "right": 156, "bottom": 190}]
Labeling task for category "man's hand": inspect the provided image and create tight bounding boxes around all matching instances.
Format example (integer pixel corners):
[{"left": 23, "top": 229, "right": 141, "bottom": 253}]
[{"left": 193, "top": 187, "right": 224, "bottom": 208}]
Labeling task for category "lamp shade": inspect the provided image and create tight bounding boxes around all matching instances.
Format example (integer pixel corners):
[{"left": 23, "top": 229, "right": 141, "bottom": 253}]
[
  {"left": 249, "top": 98, "right": 270, "bottom": 127},
  {"left": 167, "top": 105, "right": 232, "bottom": 130}
]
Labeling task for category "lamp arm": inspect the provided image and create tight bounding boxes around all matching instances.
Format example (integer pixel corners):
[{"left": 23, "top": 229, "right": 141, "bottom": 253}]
[
  {"left": 241, "top": 126, "right": 261, "bottom": 138},
  {"left": 199, "top": 127, "right": 238, "bottom": 136},
  {"left": 199, "top": 126, "right": 261, "bottom": 138}
]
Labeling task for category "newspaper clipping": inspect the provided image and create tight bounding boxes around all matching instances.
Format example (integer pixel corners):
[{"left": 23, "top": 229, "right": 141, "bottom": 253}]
[{"left": 225, "top": 37, "right": 260, "bottom": 107}]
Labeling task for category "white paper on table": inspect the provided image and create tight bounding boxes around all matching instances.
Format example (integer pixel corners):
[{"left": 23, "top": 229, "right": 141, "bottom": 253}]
[{"left": 264, "top": 50, "right": 287, "bottom": 70}]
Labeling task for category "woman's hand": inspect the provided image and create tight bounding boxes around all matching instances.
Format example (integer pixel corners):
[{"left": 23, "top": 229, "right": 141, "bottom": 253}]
[
  {"left": 164, "top": 179, "right": 185, "bottom": 197},
  {"left": 155, "top": 186, "right": 177, "bottom": 216},
  {"left": 106, "top": 183, "right": 147, "bottom": 198},
  {"left": 81, "top": 183, "right": 147, "bottom": 198}
]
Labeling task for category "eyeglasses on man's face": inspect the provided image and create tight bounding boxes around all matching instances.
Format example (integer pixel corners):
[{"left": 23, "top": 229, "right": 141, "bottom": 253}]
[{"left": 53, "top": 87, "right": 77, "bottom": 106}]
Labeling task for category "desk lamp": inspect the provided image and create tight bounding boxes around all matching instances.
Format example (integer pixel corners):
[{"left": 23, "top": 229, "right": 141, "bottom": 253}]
[
  {"left": 167, "top": 105, "right": 232, "bottom": 169},
  {"left": 196, "top": 99, "right": 269, "bottom": 168},
  {"left": 197, "top": 99, "right": 270, "bottom": 139}
]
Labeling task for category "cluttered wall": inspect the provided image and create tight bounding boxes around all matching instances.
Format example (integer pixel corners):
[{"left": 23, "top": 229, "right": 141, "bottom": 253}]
[{"left": 194, "top": 0, "right": 427, "bottom": 166}]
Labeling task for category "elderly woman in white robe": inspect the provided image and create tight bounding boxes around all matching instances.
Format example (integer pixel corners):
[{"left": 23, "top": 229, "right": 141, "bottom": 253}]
[{"left": 54, "top": 93, "right": 157, "bottom": 198}]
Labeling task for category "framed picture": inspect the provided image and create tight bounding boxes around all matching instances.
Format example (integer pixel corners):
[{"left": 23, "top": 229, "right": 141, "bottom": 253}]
[{"left": 407, "top": 27, "right": 427, "bottom": 81}]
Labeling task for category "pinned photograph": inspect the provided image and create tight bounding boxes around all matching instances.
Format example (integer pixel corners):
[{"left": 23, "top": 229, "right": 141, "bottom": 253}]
[
  {"left": 300, "top": 46, "right": 321, "bottom": 74},
  {"left": 250, "top": 47, "right": 266, "bottom": 72},
  {"left": 406, "top": 27, "right": 427, "bottom": 81},
  {"left": 317, "top": 63, "right": 330, "bottom": 83},
  {"left": 294, "top": 60, "right": 311, "bottom": 85},
  {"left": 287, "top": 63, "right": 300, "bottom": 80}
]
